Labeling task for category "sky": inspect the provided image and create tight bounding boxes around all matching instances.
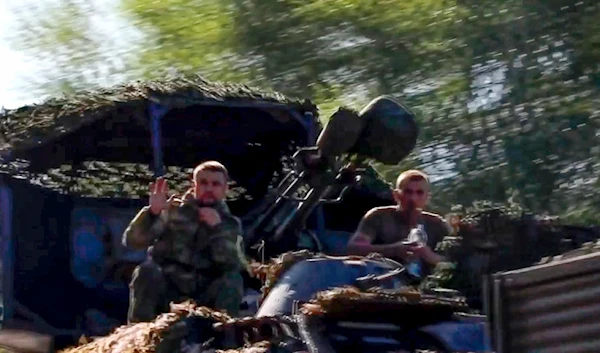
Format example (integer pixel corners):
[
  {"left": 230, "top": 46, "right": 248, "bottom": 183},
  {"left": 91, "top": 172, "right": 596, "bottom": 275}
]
[
  {"left": 0, "top": 0, "right": 143, "bottom": 109},
  {"left": 0, "top": 1, "right": 41, "bottom": 109}
]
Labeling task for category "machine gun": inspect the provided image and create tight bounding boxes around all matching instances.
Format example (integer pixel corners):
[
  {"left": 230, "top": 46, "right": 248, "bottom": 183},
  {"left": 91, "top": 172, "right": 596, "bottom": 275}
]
[{"left": 242, "top": 96, "right": 420, "bottom": 260}]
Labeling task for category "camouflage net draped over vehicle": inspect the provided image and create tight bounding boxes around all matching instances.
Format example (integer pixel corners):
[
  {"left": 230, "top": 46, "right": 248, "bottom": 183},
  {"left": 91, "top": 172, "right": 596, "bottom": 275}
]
[
  {"left": 0, "top": 75, "right": 316, "bottom": 156},
  {"left": 62, "top": 251, "right": 477, "bottom": 353},
  {"left": 249, "top": 250, "right": 402, "bottom": 303},
  {"left": 420, "top": 200, "right": 563, "bottom": 309},
  {"left": 249, "top": 250, "right": 316, "bottom": 302},
  {"left": 60, "top": 302, "right": 232, "bottom": 353},
  {"left": 300, "top": 286, "right": 470, "bottom": 326},
  {"left": 0, "top": 74, "right": 320, "bottom": 201}
]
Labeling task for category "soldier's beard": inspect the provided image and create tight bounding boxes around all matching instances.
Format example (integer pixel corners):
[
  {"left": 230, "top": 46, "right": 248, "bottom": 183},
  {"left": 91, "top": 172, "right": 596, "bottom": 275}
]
[
  {"left": 196, "top": 198, "right": 215, "bottom": 207},
  {"left": 192, "top": 191, "right": 214, "bottom": 206}
]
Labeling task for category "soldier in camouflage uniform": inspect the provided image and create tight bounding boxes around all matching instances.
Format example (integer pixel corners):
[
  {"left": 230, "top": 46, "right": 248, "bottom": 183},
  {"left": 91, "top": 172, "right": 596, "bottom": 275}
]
[{"left": 123, "top": 161, "right": 247, "bottom": 323}]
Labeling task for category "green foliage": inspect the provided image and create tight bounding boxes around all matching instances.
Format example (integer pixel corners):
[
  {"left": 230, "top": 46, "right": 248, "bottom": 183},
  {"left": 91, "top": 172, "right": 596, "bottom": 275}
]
[
  {"left": 7, "top": 0, "right": 600, "bottom": 225},
  {"left": 421, "top": 198, "right": 538, "bottom": 308}
]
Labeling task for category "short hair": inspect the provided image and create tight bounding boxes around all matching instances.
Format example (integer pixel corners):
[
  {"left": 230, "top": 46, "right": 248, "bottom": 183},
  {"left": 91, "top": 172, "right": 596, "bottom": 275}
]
[
  {"left": 396, "top": 169, "right": 429, "bottom": 190},
  {"left": 193, "top": 160, "right": 229, "bottom": 181}
]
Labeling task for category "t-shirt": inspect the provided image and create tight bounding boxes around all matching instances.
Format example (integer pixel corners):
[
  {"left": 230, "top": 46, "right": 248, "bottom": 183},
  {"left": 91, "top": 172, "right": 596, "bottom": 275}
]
[{"left": 355, "top": 206, "right": 451, "bottom": 253}]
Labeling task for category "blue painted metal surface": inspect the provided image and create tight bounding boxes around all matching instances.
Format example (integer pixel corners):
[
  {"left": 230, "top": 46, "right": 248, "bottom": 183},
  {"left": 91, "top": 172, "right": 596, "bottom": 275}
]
[
  {"left": 422, "top": 318, "right": 493, "bottom": 352},
  {"left": 256, "top": 257, "right": 406, "bottom": 318},
  {"left": 256, "top": 257, "right": 493, "bottom": 352},
  {"left": 149, "top": 102, "right": 169, "bottom": 178},
  {"left": 316, "top": 230, "right": 353, "bottom": 254},
  {"left": 303, "top": 111, "right": 317, "bottom": 145},
  {"left": 0, "top": 181, "right": 14, "bottom": 328}
]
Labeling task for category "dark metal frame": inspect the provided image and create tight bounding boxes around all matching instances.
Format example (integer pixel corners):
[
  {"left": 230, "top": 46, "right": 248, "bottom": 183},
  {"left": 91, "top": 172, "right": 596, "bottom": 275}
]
[
  {"left": 147, "top": 98, "right": 316, "bottom": 178},
  {"left": 0, "top": 177, "right": 14, "bottom": 327}
]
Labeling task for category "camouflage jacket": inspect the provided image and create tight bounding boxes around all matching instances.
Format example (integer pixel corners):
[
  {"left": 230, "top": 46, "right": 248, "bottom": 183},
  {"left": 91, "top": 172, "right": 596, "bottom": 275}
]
[{"left": 122, "top": 196, "right": 247, "bottom": 274}]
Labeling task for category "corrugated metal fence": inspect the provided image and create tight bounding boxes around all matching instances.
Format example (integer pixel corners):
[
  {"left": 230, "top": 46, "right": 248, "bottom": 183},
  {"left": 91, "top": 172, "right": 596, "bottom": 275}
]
[{"left": 492, "top": 247, "right": 600, "bottom": 353}]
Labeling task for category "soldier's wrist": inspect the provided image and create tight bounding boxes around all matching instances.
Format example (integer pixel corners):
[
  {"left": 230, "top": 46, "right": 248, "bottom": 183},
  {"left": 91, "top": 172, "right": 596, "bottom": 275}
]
[
  {"left": 148, "top": 207, "right": 161, "bottom": 218},
  {"left": 145, "top": 206, "right": 165, "bottom": 230}
]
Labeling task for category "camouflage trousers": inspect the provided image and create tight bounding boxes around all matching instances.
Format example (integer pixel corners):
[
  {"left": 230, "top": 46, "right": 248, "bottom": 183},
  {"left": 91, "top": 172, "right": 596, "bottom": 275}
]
[{"left": 128, "top": 259, "right": 244, "bottom": 323}]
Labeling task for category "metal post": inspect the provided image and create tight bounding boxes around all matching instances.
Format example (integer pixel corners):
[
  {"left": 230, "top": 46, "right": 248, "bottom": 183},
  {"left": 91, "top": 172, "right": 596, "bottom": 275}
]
[
  {"left": 303, "top": 112, "right": 316, "bottom": 145},
  {"left": 0, "top": 180, "right": 14, "bottom": 327},
  {"left": 492, "top": 275, "right": 505, "bottom": 353},
  {"left": 481, "top": 251, "right": 493, "bottom": 324},
  {"left": 149, "top": 102, "right": 169, "bottom": 178}
]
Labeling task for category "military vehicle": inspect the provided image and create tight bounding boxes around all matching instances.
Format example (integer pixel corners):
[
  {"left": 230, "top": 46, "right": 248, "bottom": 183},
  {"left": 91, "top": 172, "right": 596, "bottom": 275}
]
[
  {"left": 0, "top": 74, "right": 493, "bottom": 352},
  {"left": 1, "top": 75, "right": 599, "bottom": 353},
  {"left": 0, "top": 75, "right": 403, "bottom": 349}
]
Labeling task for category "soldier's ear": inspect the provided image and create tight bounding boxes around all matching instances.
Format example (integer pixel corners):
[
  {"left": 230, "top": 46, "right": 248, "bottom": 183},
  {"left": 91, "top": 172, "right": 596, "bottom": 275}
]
[{"left": 392, "top": 189, "right": 401, "bottom": 203}]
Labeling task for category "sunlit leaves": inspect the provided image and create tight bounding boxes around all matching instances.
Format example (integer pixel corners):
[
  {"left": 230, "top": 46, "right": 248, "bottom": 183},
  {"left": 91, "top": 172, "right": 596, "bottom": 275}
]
[
  {"left": 7, "top": 0, "right": 142, "bottom": 96},
  {"left": 6, "top": 0, "right": 600, "bottom": 223},
  {"left": 120, "top": 0, "right": 238, "bottom": 79}
]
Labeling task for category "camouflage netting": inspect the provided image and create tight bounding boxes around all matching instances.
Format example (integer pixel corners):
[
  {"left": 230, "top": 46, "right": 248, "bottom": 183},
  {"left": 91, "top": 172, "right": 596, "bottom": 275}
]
[
  {"left": 249, "top": 250, "right": 317, "bottom": 302},
  {"left": 537, "top": 237, "right": 600, "bottom": 264},
  {"left": 58, "top": 286, "right": 472, "bottom": 353},
  {"left": 0, "top": 160, "right": 249, "bottom": 200},
  {"left": 417, "top": 200, "right": 599, "bottom": 310},
  {"left": 301, "top": 286, "right": 470, "bottom": 322},
  {"left": 60, "top": 301, "right": 232, "bottom": 353},
  {"left": 0, "top": 75, "right": 321, "bottom": 200},
  {"left": 0, "top": 75, "right": 317, "bottom": 156},
  {"left": 250, "top": 250, "right": 402, "bottom": 303}
]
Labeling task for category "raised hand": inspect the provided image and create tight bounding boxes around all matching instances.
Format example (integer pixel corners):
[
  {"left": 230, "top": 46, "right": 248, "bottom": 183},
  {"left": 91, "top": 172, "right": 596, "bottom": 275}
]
[{"left": 149, "top": 177, "right": 169, "bottom": 215}]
